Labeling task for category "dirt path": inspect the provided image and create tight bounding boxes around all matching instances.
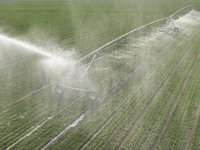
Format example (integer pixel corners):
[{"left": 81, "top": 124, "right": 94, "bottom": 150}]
[
  {"left": 151, "top": 53, "right": 200, "bottom": 150},
  {"left": 0, "top": 82, "right": 56, "bottom": 110},
  {"left": 185, "top": 105, "right": 200, "bottom": 150},
  {"left": 41, "top": 114, "right": 85, "bottom": 150}
]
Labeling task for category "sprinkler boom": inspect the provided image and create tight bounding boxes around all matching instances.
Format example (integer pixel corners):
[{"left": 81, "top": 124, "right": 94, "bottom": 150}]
[{"left": 55, "top": 84, "right": 98, "bottom": 101}]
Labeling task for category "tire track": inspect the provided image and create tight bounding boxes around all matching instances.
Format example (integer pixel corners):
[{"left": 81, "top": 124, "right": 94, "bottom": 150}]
[{"left": 185, "top": 105, "right": 200, "bottom": 150}]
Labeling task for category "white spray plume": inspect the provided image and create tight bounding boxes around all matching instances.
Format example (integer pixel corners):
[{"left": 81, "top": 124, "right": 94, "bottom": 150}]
[
  {"left": 0, "top": 33, "right": 75, "bottom": 71},
  {"left": 0, "top": 33, "right": 73, "bottom": 64}
]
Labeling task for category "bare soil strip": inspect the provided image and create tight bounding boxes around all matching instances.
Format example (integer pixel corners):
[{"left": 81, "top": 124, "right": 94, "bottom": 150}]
[
  {"left": 185, "top": 105, "right": 200, "bottom": 150},
  {"left": 0, "top": 82, "right": 56, "bottom": 110},
  {"left": 151, "top": 52, "right": 200, "bottom": 150},
  {"left": 6, "top": 118, "right": 51, "bottom": 150},
  {"left": 41, "top": 114, "right": 85, "bottom": 150}
]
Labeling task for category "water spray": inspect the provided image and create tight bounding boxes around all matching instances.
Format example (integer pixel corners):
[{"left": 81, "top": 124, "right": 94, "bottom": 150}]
[
  {"left": 55, "top": 53, "right": 99, "bottom": 101},
  {"left": 0, "top": 34, "right": 62, "bottom": 61},
  {"left": 53, "top": 5, "right": 195, "bottom": 102}
]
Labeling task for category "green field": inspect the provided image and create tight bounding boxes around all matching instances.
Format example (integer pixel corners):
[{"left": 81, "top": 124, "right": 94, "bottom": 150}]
[{"left": 0, "top": 0, "right": 200, "bottom": 150}]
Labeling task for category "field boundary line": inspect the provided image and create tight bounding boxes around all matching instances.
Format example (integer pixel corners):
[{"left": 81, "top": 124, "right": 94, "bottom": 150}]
[
  {"left": 0, "top": 82, "right": 56, "bottom": 110},
  {"left": 151, "top": 50, "right": 200, "bottom": 150},
  {"left": 185, "top": 105, "right": 200, "bottom": 150}
]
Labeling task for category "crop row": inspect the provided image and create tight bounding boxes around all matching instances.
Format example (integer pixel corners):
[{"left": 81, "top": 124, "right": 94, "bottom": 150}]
[{"left": 155, "top": 48, "right": 200, "bottom": 149}]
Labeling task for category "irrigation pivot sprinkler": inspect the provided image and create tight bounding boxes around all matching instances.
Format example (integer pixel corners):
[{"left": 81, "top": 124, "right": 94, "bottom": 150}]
[
  {"left": 168, "top": 5, "right": 195, "bottom": 33},
  {"left": 55, "top": 84, "right": 98, "bottom": 101},
  {"left": 55, "top": 53, "right": 99, "bottom": 101},
  {"left": 53, "top": 5, "right": 194, "bottom": 102}
]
